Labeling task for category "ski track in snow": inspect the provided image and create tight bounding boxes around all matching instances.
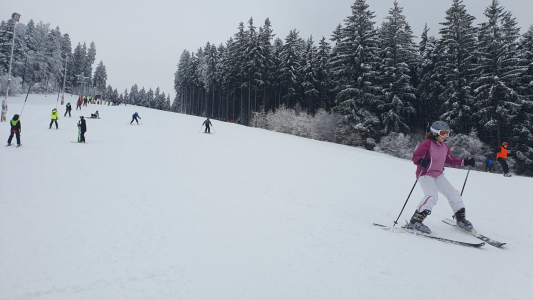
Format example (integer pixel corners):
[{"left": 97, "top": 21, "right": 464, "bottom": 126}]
[{"left": 1, "top": 94, "right": 532, "bottom": 300}]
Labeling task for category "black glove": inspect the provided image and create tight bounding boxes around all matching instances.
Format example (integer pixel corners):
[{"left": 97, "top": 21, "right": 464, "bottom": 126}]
[
  {"left": 417, "top": 157, "right": 430, "bottom": 168},
  {"left": 464, "top": 158, "right": 476, "bottom": 167}
]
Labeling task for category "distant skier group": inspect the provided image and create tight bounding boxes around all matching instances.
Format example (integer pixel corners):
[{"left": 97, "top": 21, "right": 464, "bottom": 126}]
[{"left": 6, "top": 94, "right": 144, "bottom": 147}]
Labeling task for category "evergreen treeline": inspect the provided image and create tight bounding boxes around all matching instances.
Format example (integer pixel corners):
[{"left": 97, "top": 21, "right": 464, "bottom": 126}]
[
  {"left": 174, "top": 0, "right": 533, "bottom": 176},
  {"left": 0, "top": 18, "right": 170, "bottom": 111},
  {"left": 0, "top": 18, "right": 104, "bottom": 95},
  {"left": 120, "top": 85, "right": 171, "bottom": 111}
]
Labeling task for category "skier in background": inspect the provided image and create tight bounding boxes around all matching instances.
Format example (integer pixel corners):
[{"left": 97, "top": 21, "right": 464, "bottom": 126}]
[
  {"left": 49, "top": 108, "right": 59, "bottom": 129},
  {"left": 76, "top": 98, "right": 82, "bottom": 110},
  {"left": 485, "top": 154, "right": 493, "bottom": 173},
  {"left": 496, "top": 142, "right": 512, "bottom": 177},
  {"left": 6, "top": 114, "right": 21, "bottom": 147},
  {"left": 202, "top": 118, "right": 213, "bottom": 133},
  {"left": 64, "top": 102, "right": 72, "bottom": 117},
  {"left": 130, "top": 112, "right": 141, "bottom": 124},
  {"left": 406, "top": 121, "right": 476, "bottom": 235},
  {"left": 78, "top": 116, "right": 86, "bottom": 143},
  {"left": 90, "top": 110, "right": 100, "bottom": 118}
]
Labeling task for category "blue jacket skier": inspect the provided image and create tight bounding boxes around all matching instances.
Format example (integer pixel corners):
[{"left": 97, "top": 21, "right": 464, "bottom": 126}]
[{"left": 130, "top": 112, "right": 141, "bottom": 124}]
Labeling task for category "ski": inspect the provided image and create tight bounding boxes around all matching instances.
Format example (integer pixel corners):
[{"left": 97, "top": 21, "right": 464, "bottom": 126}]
[
  {"left": 71, "top": 141, "right": 87, "bottom": 144},
  {"left": 442, "top": 218, "right": 506, "bottom": 248},
  {"left": 373, "top": 223, "right": 485, "bottom": 248}
]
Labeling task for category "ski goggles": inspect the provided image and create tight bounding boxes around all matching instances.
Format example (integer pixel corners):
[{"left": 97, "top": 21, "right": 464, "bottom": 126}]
[{"left": 436, "top": 130, "right": 450, "bottom": 137}]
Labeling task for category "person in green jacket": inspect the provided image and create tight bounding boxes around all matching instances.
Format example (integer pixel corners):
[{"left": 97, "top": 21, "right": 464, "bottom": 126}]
[
  {"left": 202, "top": 118, "right": 213, "bottom": 133},
  {"left": 7, "top": 114, "right": 21, "bottom": 146},
  {"left": 49, "top": 108, "right": 59, "bottom": 129}
]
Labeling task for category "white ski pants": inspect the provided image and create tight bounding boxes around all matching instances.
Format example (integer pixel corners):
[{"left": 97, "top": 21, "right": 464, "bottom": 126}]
[{"left": 416, "top": 174, "right": 465, "bottom": 214}]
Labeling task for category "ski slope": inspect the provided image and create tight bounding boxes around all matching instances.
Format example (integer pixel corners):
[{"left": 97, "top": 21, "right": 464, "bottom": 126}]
[{"left": 1, "top": 94, "right": 532, "bottom": 300}]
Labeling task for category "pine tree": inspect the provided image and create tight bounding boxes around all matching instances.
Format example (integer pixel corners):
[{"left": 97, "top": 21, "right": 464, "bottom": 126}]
[
  {"left": 130, "top": 84, "right": 139, "bottom": 105},
  {"left": 0, "top": 19, "right": 16, "bottom": 73},
  {"left": 280, "top": 29, "right": 304, "bottom": 109},
  {"left": 300, "top": 36, "right": 319, "bottom": 113},
  {"left": 417, "top": 25, "right": 445, "bottom": 126},
  {"left": 316, "top": 37, "right": 332, "bottom": 110},
  {"left": 474, "top": 0, "right": 527, "bottom": 146},
  {"left": 93, "top": 60, "right": 107, "bottom": 93},
  {"left": 438, "top": 0, "right": 477, "bottom": 133},
  {"left": 378, "top": 0, "right": 417, "bottom": 134},
  {"left": 330, "top": 0, "right": 382, "bottom": 146},
  {"left": 85, "top": 42, "right": 96, "bottom": 78}
]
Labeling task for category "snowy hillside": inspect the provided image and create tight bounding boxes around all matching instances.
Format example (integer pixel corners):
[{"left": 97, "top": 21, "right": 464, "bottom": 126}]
[{"left": 1, "top": 94, "right": 532, "bottom": 300}]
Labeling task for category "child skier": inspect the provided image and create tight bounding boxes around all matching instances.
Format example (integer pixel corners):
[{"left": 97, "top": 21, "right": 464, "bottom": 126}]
[
  {"left": 496, "top": 142, "right": 512, "bottom": 177},
  {"left": 49, "top": 108, "right": 59, "bottom": 129},
  {"left": 77, "top": 116, "right": 87, "bottom": 143},
  {"left": 485, "top": 154, "right": 493, "bottom": 173},
  {"left": 6, "top": 114, "right": 21, "bottom": 147},
  {"left": 202, "top": 118, "right": 213, "bottom": 133},
  {"left": 406, "top": 121, "right": 476, "bottom": 234},
  {"left": 64, "top": 102, "right": 72, "bottom": 117},
  {"left": 130, "top": 112, "right": 141, "bottom": 124}
]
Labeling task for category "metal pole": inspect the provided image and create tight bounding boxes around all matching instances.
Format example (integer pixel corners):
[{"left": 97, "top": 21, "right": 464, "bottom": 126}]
[
  {"left": 2, "top": 14, "right": 20, "bottom": 122},
  {"left": 61, "top": 56, "right": 69, "bottom": 102}
]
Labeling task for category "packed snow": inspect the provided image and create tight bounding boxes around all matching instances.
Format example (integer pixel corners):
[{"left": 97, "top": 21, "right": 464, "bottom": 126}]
[{"left": 1, "top": 94, "right": 531, "bottom": 300}]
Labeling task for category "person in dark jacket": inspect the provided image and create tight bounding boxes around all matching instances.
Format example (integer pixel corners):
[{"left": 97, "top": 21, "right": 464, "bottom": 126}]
[
  {"left": 496, "top": 142, "right": 512, "bottom": 177},
  {"left": 77, "top": 116, "right": 87, "bottom": 143},
  {"left": 64, "top": 102, "right": 72, "bottom": 117},
  {"left": 202, "top": 118, "right": 213, "bottom": 133},
  {"left": 7, "top": 114, "right": 21, "bottom": 146},
  {"left": 130, "top": 112, "right": 141, "bottom": 124}
]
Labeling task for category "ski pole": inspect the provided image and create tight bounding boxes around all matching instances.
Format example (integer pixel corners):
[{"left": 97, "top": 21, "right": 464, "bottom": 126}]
[
  {"left": 393, "top": 168, "right": 424, "bottom": 227},
  {"left": 460, "top": 167, "right": 471, "bottom": 196}
]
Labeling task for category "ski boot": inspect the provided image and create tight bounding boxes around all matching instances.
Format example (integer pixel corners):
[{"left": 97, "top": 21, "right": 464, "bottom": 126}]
[
  {"left": 454, "top": 208, "right": 473, "bottom": 231},
  {"left": 406, "top": 209, "right": 432, "bottom": 234},
  {"left": 504, "top": 173, "right": 512, "bottom": 177},
  {"left": 6, "top": 143, "right": 12, "bottom": 147}
]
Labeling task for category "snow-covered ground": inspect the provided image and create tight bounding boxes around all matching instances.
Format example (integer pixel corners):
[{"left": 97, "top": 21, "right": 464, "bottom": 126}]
[{"left": 1, "top": 94, "right": 531, "bottom": 300}]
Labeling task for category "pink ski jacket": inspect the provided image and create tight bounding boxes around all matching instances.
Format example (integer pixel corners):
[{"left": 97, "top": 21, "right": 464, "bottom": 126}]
[{"left": 412, "top": 139, "right": 464, "bottom": 178}]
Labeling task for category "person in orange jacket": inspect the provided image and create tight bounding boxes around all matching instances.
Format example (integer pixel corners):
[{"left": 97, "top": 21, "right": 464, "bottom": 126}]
[{"left": 496, "top": 142, "right": 512, "bottom": 177}]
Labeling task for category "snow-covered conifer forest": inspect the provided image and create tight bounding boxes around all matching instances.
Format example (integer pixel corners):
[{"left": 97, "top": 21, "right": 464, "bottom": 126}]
[
  {"left": 173, "top": 0, "right": 533, "bottom": 176},
  {"left": 0, "top": 20, "right": 170, "bottom": 110},
  {"left": 1, "top": 0, "right": 533, "bottom": 175}
]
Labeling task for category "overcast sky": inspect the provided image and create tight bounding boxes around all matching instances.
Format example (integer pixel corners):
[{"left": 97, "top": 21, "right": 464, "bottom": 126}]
[{"left": 3, "top": 0, "right": 531, "bottom": 101}]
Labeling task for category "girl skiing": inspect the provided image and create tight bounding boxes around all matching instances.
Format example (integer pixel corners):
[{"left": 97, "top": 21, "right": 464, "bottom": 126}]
[{"left": 407, "top": 121, "right": 476, "bottom": 234}]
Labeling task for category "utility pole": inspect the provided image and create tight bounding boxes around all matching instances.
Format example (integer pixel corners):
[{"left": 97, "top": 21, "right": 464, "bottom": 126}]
[
  {"left": 1, "top": 12, "right": 21, "bottom": 122},
  {"left": 61, "top": 56, "right": 69, "bottom": 105}
]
